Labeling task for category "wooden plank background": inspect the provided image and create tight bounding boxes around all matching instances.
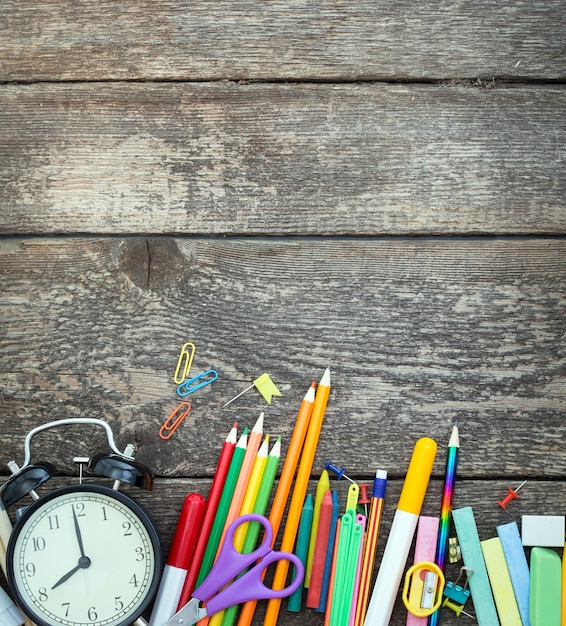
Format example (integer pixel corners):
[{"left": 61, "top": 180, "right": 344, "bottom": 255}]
[{"left": 1, "top": 2, "right": 565, "bottom": 625}]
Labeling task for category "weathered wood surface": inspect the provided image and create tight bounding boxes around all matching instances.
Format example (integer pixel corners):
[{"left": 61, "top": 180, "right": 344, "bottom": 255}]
[
  {"left": 1, "top": 236, "right": 564, "bottom": 481},
  {"left": 1, "top": 83, "right": 565, "bottom": 236},
  {"left": 1, "top": 1, "right": 565, "bottom": 82},
  {"left": 1, "top": 1, "right": 565, "bottom": 624}
]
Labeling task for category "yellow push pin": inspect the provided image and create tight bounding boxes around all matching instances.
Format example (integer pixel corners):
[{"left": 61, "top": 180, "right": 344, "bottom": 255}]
[{"left": 222, "top": 373, "right": 282, "bottom": 408}]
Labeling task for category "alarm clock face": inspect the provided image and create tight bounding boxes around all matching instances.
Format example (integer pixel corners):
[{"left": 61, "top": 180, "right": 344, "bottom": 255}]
[{"left": 7, "top": 484, "right": 163, "bottom": 626}]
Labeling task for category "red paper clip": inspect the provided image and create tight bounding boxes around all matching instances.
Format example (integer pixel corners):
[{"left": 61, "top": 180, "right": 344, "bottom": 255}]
[{"left": 159, "top": 401, "right": 191, "bottom": 440}]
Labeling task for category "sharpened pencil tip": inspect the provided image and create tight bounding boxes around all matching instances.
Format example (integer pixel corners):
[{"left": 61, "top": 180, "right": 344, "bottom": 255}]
[
  {"left": 319, "top": 367, "right": 331, "bottom": 387},
  {"left": 270, "top": 437, "right": 282, "bottom": 457},
  {"left": 252, "top": 412, "right": 264, "bottom": 433},
  {"left": 305, "top": 383, "right": 316, "bottom": 402}
]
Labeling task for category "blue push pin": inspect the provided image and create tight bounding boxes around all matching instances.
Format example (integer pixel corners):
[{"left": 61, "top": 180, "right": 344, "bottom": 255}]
[{"left": 325, "top": 461, "right": 356, "bottom": 484}]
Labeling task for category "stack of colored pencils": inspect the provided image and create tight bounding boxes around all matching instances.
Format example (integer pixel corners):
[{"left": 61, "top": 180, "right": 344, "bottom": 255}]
[{"left": 151, "top": 367, "right": 333, "bottom": 626}]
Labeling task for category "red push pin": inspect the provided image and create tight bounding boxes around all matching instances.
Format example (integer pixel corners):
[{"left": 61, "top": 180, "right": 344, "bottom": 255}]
[
  {"left": 358, "top": 483, "right": 371, "bottom": 517},
  {"left": 498, "top": 480, "right": 527, "bottom": 509}
]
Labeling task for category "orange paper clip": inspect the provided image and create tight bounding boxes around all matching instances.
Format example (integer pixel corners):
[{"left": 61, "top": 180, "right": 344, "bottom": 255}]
[
  {"left": 174, "top": 342, "right": 196, "bottom": 384},
  {"left": 159, "top": 401, "right": 191, "bottom": 440}
]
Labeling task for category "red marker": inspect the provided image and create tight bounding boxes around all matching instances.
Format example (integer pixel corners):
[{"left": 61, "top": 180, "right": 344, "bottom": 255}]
[{"left": 149, "top": 493, "right": 206, "bottom": 626}]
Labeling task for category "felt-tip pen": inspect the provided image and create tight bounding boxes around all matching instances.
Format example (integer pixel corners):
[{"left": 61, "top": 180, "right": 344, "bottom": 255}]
[
  {"left": 149, "top": 493, "right": 205, "bottom": 626},
  {"left": 364, "top": 437, "right": 437, "bottom": 626}
]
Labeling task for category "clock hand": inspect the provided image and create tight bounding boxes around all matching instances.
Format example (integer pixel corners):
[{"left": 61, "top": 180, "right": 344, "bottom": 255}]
[
  {"left": 51, "top": 505, "right": 92, "bottom": 589},
  {"left": 51, "top": 556, "right": 91, "bottom": 590},
  {"left": 72, "top": 505, "right": 86, "bottom": 557}
]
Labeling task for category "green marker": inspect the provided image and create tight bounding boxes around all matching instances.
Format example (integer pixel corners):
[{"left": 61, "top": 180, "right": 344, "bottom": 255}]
[
  {"left": 287, "top": 495, "right": 314, "bottom": 612},
  {"left": 221, "top": 438, "right": 282, "bottom": 626},
  {"left": 196, "top": 428, "right": 249, "bottom": 586}
]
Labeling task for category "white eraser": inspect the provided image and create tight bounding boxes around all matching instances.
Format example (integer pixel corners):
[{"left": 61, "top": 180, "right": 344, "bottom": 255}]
[{"left": 521, "top": 515, "right": 565, "bottom": 547}]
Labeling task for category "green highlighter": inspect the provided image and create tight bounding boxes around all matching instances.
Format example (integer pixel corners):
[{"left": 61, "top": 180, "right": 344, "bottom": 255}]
[{"left": 529, "top": 547, "right": 561, "bottom": 626}]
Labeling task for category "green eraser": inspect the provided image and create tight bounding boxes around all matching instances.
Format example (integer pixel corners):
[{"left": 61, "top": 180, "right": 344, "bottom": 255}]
[{"left": 529, "top": 547, "right": 561, "bottom": 626}]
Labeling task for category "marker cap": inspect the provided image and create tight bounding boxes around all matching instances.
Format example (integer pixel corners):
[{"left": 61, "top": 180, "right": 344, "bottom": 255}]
[{"left": 397, "top": 438, "right": 437, "bottom": 516}]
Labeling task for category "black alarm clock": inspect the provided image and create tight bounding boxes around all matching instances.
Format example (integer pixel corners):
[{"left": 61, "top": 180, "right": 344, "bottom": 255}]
[{"left": 1, "top": 418, "right": 164, "bottom": 626}]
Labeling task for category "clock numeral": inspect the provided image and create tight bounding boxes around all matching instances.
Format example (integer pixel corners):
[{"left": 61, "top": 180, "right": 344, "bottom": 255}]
[
  {"left": 38, "top": 588, "right": 48, "bottom": 602},
  {"left": 32, "top": 537, "right": 46, "bottom": 552},
  {"left": 61, "top": 603, "right": 70, "bottom": 617},
  {"left": 74, "top": 503, "right": 86, "bottom": 517},
  {"left": 88, "top": 607, "right": 98, "bottom": 621},
  {"left": 114, "top": 597, "right": 124, "bottom": 611},
  {"left": 48, "top": 515, "right": 60, "bottom": 530},
  {"left": 122, "top": 521, "right": 132, "bottom": 536},
  {"left": 101, "top": 506, "right": 108, "bottom": 521},
  {"left": 135, "top": 547, "right": 145, "bottom": 561},
  {"left": 25, "top": 562, "right": 36, "bottom": 577},
  {"left": 129, "top": 574, "right": 139, "bottom": 588}
]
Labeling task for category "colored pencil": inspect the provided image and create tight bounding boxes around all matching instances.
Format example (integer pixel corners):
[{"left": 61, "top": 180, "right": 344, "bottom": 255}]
[
  {"left": 237, "top": 381, "right": 316, "bottom": 626},
  {"left": 264, "top": 367, "right": 331, "bottom": 626},
  {"left": 221, "top": 438, "right": 282, "bottom": 626},
  {"left": 219, "top": 412, "right": 264, "bottom": 548},
  {"left": 287, "top": 495, "right": 314, "bottom": 612},
  {"left": 427, "top": 422, "right": 459, "bottom": 626},
  {"left": 317, "top": 490, "right": 340, "bottom": 612},
  {"left": 210, "top": 435, "right": 270, "bottom": 626},
  {"left": 177, "top": 422, "right": 238, "bottom": 608},
  {"left": 305, "top": 469, "right": 331, "bottom": 587},
  {"left": 306, "top": 489, "right": 334, "bottom": 608},
  {"left": 233, "top": 435, "right": 270, "bottom": 546},
  {"left": 192, "top": 428, "right": 248, "bottom": 591},
  {"left": 354, "top": 470, "right": 387, "bottom": 626},
  {"left": 242, "top": 437, "right": 282, "bottom": 553}
]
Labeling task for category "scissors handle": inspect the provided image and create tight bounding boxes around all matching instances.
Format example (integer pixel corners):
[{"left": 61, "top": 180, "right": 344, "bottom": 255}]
[
  {"left": 205, "top": 550, "right": 304, "bottom": 616},
  {"left": 193, "top": 514, "right": 304, "bottom": 615},
  {"left": 194, "top": 514, "right": 272, "bottom": 602}
]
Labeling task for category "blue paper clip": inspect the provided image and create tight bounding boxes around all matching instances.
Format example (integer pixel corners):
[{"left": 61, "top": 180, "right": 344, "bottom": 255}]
[{"left": 177, "top": 369, "right": 218, "bottom": 397}]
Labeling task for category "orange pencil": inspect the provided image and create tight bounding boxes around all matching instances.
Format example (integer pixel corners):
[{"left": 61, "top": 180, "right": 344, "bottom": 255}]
[
  {"left": 264, "top": 367, "right": 331, "bottom": 626},
  {"left": 219, "top": 412, "right": 264, "bottom": 548},
  {"left": 237, "top": 381, "right": 316, "bottom": 626}
]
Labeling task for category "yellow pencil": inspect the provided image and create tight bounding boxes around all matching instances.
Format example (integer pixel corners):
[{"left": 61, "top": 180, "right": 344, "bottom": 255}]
[
  {"left": 234, "top": 435, "right": 270, "bottom": 545},
  {"left": 264, "top": 367, "right": 331, "bottom": 626}
]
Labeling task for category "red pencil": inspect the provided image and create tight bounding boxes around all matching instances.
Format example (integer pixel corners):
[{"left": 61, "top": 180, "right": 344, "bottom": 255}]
[
  {"left": 306, "top": 489, "right": 334, "bottom": 608},
  {"left": 177, "top": 422, "right": 238, "bottom": 607}
]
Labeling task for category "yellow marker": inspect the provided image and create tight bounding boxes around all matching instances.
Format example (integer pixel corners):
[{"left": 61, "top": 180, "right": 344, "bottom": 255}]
[{"left": 364, "top": 437, "right": 437, "bottom": 626}]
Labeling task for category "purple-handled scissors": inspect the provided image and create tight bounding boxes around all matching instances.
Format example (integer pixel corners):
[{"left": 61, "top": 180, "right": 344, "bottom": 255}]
[{"left": 166, "top": 514, "right": 304, "bottom": 626}]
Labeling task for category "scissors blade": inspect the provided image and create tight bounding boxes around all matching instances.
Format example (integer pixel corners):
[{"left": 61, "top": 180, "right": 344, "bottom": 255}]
[{"left": 166, "top": 598, "right": 207, "bottom": 626}]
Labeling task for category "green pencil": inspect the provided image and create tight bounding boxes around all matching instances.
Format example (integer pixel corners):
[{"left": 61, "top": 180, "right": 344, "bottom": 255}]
[
  {"left": 196, "top": 427, "right": 248, "bottom": 586},
  {"left": 220, "top": 437, "right": 282, "bottom": 626}
]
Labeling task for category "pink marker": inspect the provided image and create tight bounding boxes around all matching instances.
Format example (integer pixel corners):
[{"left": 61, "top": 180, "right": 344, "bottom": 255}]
[{"left": 149, "top": 493, "right": 206, "bottom": 626}]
